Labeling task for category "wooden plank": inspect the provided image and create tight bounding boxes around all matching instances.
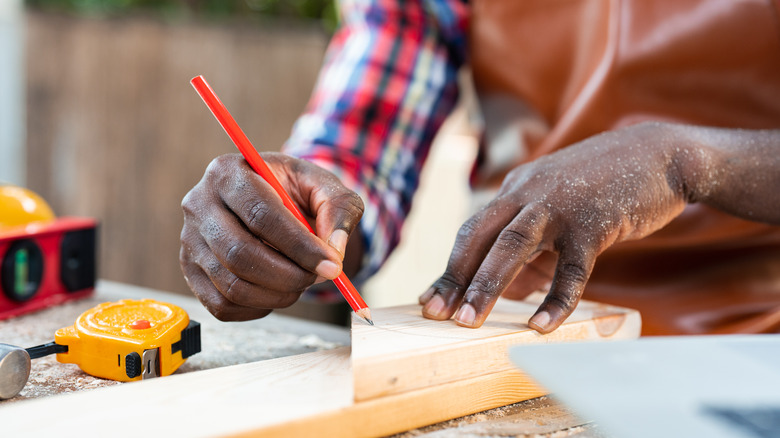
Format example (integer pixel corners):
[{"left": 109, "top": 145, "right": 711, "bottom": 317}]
[
  {"left": 351, "top": 294, "right": 641, "bottom": 401},
  {"left": 0, "top": 295, "right": 638, "bottom": 437},
  {"left": 232, "top": 367, "right": 546, "bottom": 438},
  {"left": 0, "top": 347, "right": 545, "bottom": 438}
]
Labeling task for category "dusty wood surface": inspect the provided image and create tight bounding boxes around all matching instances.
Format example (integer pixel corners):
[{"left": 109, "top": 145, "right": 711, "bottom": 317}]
[
  {"left": 0, "top": 280, "right": 349, "bottom": 402},
  {"left": 393, "top": 396, "right": 608, "bottom": 438},
  {"left": 352, "top": 293, "right": 641, "bottom": 401},
  {"left": 0, "top": 282, "right": 612, "bottom": 437},
  {"left": 25, "top": 11, "right": 328, "bottom": 297},
  {"left": 2, "top": 345, "right": 548, "bottom": 438}
]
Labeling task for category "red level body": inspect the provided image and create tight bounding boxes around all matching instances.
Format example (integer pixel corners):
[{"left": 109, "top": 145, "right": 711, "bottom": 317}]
[{"left": 0, "top": 217, "right": 97, "bottom": 320}]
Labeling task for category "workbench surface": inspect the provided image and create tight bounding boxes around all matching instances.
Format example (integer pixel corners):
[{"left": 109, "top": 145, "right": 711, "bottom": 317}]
[{"left": 0, "top": 281, "right": 600, "bottom": 437}]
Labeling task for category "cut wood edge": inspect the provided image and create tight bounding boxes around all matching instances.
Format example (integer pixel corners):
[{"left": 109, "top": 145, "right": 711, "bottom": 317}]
[
  {"left": 352, "top": 306, "right": 640, "bottom": 402},
  {"left": 228, "top": 368, "right": 547, "bottom": 438}
]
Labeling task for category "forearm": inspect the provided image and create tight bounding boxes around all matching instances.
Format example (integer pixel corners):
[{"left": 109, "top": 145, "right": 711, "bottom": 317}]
[{"left": 670, "top": 123, "right": 780, "bottom": 224}]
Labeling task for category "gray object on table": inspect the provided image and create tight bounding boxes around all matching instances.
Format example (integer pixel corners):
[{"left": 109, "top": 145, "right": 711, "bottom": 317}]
[{"left": 510, "top": 334, "right": 780, "bottom": 438}]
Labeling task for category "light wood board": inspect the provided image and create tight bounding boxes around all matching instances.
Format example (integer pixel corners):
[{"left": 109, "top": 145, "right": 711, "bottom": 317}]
[
  {"left": 0, "top": 295, "right": 639, "bottom": 437},
  {"left": 351, "top": 293, "right": 641, "bottom": 401},
  {"left": 0, "top": 347, "right": 546, "bottom": 438}
]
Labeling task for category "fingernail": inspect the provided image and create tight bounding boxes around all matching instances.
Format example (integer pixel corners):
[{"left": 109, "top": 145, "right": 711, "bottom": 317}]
[
  {"left": 315, "top": 260, "right": 341, "bottom": 279},
  {"left": 455, "top": 303, "right": 477, "bottom": 327},
  {"left": 328, "top": 229, "right": 349, "bottom": 258},
  {"left": 529, "top": 311, "right": 551, "bottom": 332},
  {"left": 423, "top": 294, "right": 446, "bottom": 318},
  {"left": 419, "top": 287, "right": 435, "bottom": 305}
]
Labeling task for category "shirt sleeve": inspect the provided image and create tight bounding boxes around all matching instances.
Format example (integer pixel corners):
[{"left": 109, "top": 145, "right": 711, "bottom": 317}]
[{"left": 282, "top": 0, "right": 469, "bottom": 284}]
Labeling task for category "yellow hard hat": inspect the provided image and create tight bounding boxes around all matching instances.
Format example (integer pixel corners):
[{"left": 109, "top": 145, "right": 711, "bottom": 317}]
[{"left": 0, "top": 185, "right": 56, "bottom": 231}]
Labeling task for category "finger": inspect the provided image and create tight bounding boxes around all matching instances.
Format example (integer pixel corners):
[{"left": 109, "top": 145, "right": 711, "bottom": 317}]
[
  {"left": 180, "top": 254, "right": 272, "bottom": 322},
  {"left": 198, "top": 247, "right": 305, "bottom": 309},
  {"left": 221, "top": 165, "right": 343, "bottom": 280},
  {"left": 422, "top": 197, "right": 522, "bottom": 320},
  {"left": 454, "top": 207, "right": 548, "bottom": 328},
  {"left": 528, "top": 245, "right": 597, "bottom": 334},
  {"left": 300, "top": 168, "right": 365, "bottom": 258},
  {"left": 182, "top": 226, "right": 307, "bottom": 308},
  {"left": 197, "top": 206, "right": 317, "bottom": 293}
]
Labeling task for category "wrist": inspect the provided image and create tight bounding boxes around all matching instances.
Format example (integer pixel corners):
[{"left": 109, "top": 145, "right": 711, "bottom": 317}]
[{"left": 658, "top": 122, "right": 720, "bottom": 205}]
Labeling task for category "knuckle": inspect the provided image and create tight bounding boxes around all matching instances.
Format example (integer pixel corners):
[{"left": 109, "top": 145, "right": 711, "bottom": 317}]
[
  {"left": 456, "top": 217, "right": 481, "bottom": 242},
  {"left": 179, "top": 244, "right": 192, "bottom": 265},
  {"left": 337, "top": 191, "right": 365, "bottom": 212},
  {"left": 180, "top": 190, "right": 194, "bottom": 212},
  {"left": 468, "top": 275, "right": 502, "bottom": 298},
  {"left": 180, "top": 188, "right": 203, "bottom": 217},
  {"left": 200, "top": 217, "right": 227, "bottom": 242},
  {"left": 331, "top": 192, "right": 365, "bottom": 221},
  {"left": 496, "top": 228, "right": 536, "bottom": 252},
  {"left": 204, "top": 258, "right": 224, "bottom": 280},
  {"left": 435, "top": 269, "right": 469, "bottom": 292},
  {"left": 558, "top": 261, "right": 589, "bottom": 286},
  {"left": 223, "top": 241, "right": 248, "bottom": 272},
  {"left": 545, "top": 292, "right": 578, "bottom": 314},
  {"left": 246, "top": 201, "right": 273, "bottom": 233},
  {"left": 221, "top": 276, "right": 243, "bottom": 304},
  {"left": 180, "top": 226, "right": 202, "bottom": 254},
  {"left": 208, "top": 154, "right": 236, "bottom": 174}
]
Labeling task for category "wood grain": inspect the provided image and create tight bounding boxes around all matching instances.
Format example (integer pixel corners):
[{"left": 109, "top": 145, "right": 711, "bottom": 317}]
[
  {"left": 351, "top": 293, "right": 641, "bottom": 401},
  {"left": 0, "top": 347, "right": 545, "bottom": 438},
  {"left": 0, "top": 295, "right": 638, "bottom": 437}
]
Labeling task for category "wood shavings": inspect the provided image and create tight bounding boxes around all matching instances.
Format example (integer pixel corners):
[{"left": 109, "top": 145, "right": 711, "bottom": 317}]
[{"left": 392, "top": 397, "right": 608, "bottom": 438}]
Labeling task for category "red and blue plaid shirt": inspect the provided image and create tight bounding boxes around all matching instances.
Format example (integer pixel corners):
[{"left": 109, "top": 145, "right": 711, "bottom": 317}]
[{"left": 283, "top": 0, "right": 470, "bottom": 283}]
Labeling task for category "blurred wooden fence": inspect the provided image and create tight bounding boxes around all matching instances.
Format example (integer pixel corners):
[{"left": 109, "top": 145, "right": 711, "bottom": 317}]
[{"left": 25, "top": 11, "right": 328, "bottom": 296}]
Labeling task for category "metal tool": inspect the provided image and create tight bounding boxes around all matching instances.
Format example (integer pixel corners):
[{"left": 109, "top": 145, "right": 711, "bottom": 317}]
[
  {"left": 0, "top": 299, "right": 200, "bottom": 399},
  {"left": 0, "top": 344, "right": 30, "bottom": 399}
]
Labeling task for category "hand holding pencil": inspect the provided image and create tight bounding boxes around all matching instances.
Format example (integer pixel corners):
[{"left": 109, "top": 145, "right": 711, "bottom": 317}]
[{"left": 180, "top": 75, "right": 372, "bottom": 324}]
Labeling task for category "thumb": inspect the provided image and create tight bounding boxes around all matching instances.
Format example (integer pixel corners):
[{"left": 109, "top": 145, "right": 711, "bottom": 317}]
[
  {"left": 301, "top": 166, "right": 364, "bottom": 258},
  {"left": 317, "top": 190, "right": 365, "bottom": 258},
  {"left": 269, "top": 154, "right": 364, "bottom": 259}
]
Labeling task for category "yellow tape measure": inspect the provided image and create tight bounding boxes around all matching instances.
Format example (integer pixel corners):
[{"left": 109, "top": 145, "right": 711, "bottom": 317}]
[
  {"left": 55, "top": 299, "right": 201, "bottom": 381},
  {"left": 0, "top": 299, "right": 201, "bottom": 399}
]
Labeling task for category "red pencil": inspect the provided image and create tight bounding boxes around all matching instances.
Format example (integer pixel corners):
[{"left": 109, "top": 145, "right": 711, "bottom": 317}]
[{"left": 190, "top": 75, "right": 373, "bottom": 325}]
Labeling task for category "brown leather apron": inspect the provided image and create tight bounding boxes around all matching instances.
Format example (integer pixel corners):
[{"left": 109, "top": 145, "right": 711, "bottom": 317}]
[{"left": 469, "top": 0, "right": 780, "bottom": 335}]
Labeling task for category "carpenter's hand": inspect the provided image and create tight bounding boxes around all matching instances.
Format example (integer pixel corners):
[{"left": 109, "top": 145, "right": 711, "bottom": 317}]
[
  {"left": 419, "top": 122, "right": 691, "bottom": 333},
  {"left": 180, "top": 153, "right": 364, "bottom": 321}
]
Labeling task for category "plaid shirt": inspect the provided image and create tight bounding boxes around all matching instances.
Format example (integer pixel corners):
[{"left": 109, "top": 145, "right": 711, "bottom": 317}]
[{"left": 283, "top": 0, "right": 469, "bottom": 283}]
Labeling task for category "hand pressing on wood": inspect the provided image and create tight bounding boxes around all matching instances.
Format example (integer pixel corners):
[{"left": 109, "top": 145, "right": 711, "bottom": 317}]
[
  {"left": 419, "top": 122, "right": 780, "bottom": 334},
  {"left": 180, "top": 153, "right": 364, "bottom": 321}
]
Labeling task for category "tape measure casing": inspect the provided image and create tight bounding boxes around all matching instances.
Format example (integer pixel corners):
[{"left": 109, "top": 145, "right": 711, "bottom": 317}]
[{"left": 54, "top": 299, "right": 192, "bottom": 381}]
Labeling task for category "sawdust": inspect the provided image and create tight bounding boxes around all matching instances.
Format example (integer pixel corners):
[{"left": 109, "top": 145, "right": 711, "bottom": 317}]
[
  {"left": 178, "top": 325, "right": 343, "bottom": 372},
  {"left": 3, "top": 356, "right": 121, "bottom": 403},
  {"left": 391, "top": 396, "right": 608, "bottom": 438},
  {"left": 0, "top": 294, "right": 346, "bottom": 404}
]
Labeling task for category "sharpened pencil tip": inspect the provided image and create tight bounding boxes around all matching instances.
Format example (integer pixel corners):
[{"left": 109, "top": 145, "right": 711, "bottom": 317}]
[{"left": 355, "top": 307, "right": 373, "bottom": 326}]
